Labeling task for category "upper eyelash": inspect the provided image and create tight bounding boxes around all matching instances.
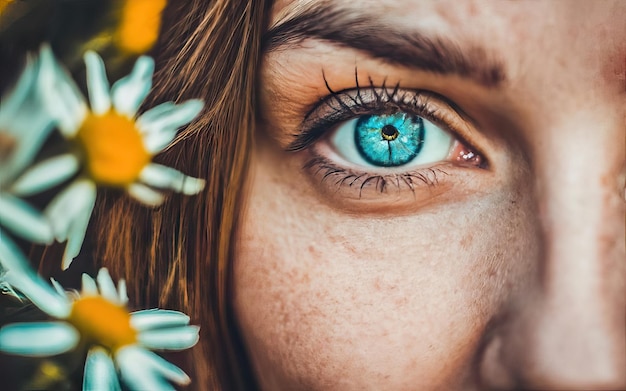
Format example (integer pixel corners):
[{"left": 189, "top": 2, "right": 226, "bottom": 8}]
[{"left": 287, "top": 69, "right": 448, "bottom": 152}]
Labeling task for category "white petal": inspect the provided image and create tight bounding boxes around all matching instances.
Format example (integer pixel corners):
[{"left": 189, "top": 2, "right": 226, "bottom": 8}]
[
  {"left": 116, "top": 346, "right": 190, "bottom": 389},
  {"left": 4, "top": 269, "right": 71, "bottom": 318},
  {"left": 50, "top": 278, "right": 68, "bottom": 299},
  {"left": 61, "top": 190, "right": 96, "bottom": 270},
  {"left": 117, "top": 279, "right": 128, "bottom": 305},
  {"left": 96, "top": 268, "right": 119, "bottom": 304},
  {"left": 0, "top": 193, "right": 53, "bottom": 244},
  {"left": 0, "top": 54, "right": 38, "bottom": 125},
  {"left": 38, "top": 44, "right": 87, "bottom": 137},
  {"left": 134, "top": 102, "right": 174, "bottom": 132},
  {"left": 119, "top": 366, "right": 173, "bottom": 390},
  {"left": 10, "top": 153, "right": 80, "bottom": 196},
  {"left": 81, "top": 273, "right": 98, "bottom": 296},
  {"left": 137, "top": 326, "right": 200, "bottom": 351},
  {"left": 137, "top": 99, "right": 203, "bottom": 135},
  {"left": 130, "top": 309, "right": 190, "bottom": 331},
  {"left": 111, "top": 56, "right": 155, "bottom": 118},
  {"left": 0, "top": 322, "right": 78, "bottom": 356},
  {"left": 0, "top": 54, "right": 55, "bottom": 184},
  {"left": 44, "top": 179, "right": 97, "bottom": 269},
  {"left": 126, "top": 183, "right": 164, "bottom": 206},
  {"left": 83, "top": 347, "right": 121, "bottom": 391},
  {"left": 139, "top": 164, "right": 205, "bottom": 195},
  {"left": 0, "top": 229, "right": 32, "bottom": 274},
  {"left": 84, "top": 51, "right": 111, "bottom": 115},
  {"left": 45, "top": 179, "right": 95, "bottom": 240},
  {"left": 142, "top": 128, "right": 177, "bottom": 153}
]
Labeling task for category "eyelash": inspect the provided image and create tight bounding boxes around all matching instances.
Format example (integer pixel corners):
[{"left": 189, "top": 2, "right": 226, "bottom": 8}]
[
  {"left": 290, "top": 70, "right": 484, "bottom": 195},
  {"left": 303, "top": 154, "right": 449, "bottom": 197}
]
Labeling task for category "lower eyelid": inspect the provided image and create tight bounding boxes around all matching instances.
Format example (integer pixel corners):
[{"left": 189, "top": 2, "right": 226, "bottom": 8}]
[
  {"left": 301, "top": 151, "right": 454, "bottom": 210},
  {"left": 298, "top": 137, "right": 490, "bottom": 213}
]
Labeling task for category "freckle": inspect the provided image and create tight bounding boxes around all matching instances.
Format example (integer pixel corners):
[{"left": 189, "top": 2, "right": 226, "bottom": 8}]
[
  {"left": 307, "top": 245, "right": 315, "bottom": 255},
  {"left": 467, "top": 2, "right": 477, "bottom": 16},
  {"left": 394, "top": 297, "right": 408, "bottom": 307},
  {"left": 373, "top": 277, "right": 382, "bottom": 291},
  {"left": 460, "top": 232, "right": 474, "bottom": 248}
]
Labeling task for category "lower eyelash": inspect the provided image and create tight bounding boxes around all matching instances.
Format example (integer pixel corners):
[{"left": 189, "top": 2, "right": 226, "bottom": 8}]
[{"left": 303, "top": 155, "right": 448, "bottom": 198}]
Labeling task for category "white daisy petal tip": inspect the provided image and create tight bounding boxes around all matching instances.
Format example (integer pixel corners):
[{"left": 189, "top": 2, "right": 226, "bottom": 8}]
[
  {"left": 50, "top": 278, "right": 68, "bottom": 298},
  {"left": 38, "top": 43, "right": 55, "bottom": 64},
  {"left": 96, "top": 268, "right": 121, "bottom": 303},
  {"left": 81, "top": 273, "right": 98, "bottom": 296},
  {"left": 110, "top": 55, "right": 156, "bottom": 118},
  {"left": 130, "top": 309, "right": 191, "bottom": 331},
  {"left": 175, "top": 99, "right": 204, "bottom": 126},
  {"left": 135, "top": 55, "right": 156, "bottom": 78},
  {"left": 84, "top": 51, "right": 111, "bottom": 115},
  {"left": 137, "top": 325, "right": 200, "bottom": 351},
  {"left": 138, "top": 164, "right": 204, "bottom": 195},
  {"left": 47, "top": 179, "right": 96, "bottom": 270},
  {"left": 37, "top": 43, "right": 87, "bottom": 138},
  {"left": 181, "top": 176, "right": 205, "bottom": 195},
  {"left": 117, "top": 279, "right": 129, "bottom": 305}
]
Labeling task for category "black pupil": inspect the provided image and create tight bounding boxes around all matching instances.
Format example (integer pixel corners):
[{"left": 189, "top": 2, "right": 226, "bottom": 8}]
[{"left": 381, "top": 125, "right": 398, "bottom": 138}]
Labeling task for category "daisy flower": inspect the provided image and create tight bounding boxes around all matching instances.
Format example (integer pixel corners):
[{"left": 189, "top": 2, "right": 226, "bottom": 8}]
[
  {"left": 114, "top": 0, "right": 168, "bottom": 54},
  {"left": 0, "top": 48, "right": 67, "bottom": 274},
  {"left": 17, "top": 45, "right": 205, "bottom": 269},
  {"left": 0, "top": 267, "right": 199, "bottom": 390}
]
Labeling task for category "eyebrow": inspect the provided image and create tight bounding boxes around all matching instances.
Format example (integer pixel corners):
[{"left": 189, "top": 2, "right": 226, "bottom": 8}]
[{"left": 263, "top": 4, "right": 506, "bottom": 88}]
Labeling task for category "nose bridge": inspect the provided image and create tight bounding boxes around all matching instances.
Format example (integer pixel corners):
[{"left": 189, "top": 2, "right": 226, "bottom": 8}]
[
  {"left": 512, "top": 116, "right": 626, "bottom": 388},
  {"left": 538, "top": 135, "right": 625, "bottom": 306}
]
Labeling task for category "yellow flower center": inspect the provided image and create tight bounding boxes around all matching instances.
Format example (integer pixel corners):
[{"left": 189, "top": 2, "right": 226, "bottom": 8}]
[
  {"left": 76, "top": 111, "right": 151, "bottom": 186},
  {"left": 68, "top": 296, "right": 137, "bottom": 352},
  {"left": 0, "top": 0, "right": 14, "bottom": 15},
  {"left": 114, "top": 0, "right": 167, "bottom": 54}
]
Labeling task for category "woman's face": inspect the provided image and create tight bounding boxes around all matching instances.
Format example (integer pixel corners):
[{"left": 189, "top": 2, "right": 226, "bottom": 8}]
[{"left": 233, "top": 1, "right": 626, "bottom": 389}]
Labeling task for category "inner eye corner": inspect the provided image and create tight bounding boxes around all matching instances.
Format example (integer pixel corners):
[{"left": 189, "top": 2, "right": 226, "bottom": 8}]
[{"left": 454, "top": 138, "right": 489, "bottom": 169}]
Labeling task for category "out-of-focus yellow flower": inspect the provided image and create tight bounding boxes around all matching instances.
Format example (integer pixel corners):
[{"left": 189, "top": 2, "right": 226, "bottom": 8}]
[
  {"left": 114, "top": 0, "right": 167, "bottom": 54},
  {"left": 0, "top": 0, "right": 14, "bottom": 15}
]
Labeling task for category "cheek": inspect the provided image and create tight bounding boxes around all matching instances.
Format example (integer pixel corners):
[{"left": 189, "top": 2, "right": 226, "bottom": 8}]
[{"left": 233, "top": 144, "right": 538, "bottom": 390}]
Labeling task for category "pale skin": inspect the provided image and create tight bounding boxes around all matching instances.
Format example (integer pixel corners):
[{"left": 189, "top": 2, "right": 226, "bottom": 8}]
[{"left": 233, "top": 1, "right": 626, "bottom": 390}]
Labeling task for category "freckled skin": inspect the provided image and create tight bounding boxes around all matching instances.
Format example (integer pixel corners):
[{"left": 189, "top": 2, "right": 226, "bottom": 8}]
[{"left": 233, "top": 1, "right": 626, "bottom": 390}]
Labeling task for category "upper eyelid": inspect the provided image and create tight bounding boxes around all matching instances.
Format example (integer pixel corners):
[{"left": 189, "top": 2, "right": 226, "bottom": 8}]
[{"left": 288, "top": 81, "right": 479, "bottom": 156}]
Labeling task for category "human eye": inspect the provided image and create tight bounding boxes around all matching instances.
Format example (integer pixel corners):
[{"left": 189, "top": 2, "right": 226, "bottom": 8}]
[
  {"left": 287, "top": 74, "right": 486, "bottom": 209},
  {"left": 330, "top": 113, "right": 453, "bottom": 169}
]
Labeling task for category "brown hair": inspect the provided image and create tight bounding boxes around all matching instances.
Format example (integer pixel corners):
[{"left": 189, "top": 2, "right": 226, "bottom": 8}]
[{"left": 88, "top": 1, "right": 271, "bottom": 389}]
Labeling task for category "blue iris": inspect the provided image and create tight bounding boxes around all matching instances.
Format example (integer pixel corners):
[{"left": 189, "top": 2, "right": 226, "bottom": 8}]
[{"left": 354, "top": 112, "right": 425, "bottom": 167}]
